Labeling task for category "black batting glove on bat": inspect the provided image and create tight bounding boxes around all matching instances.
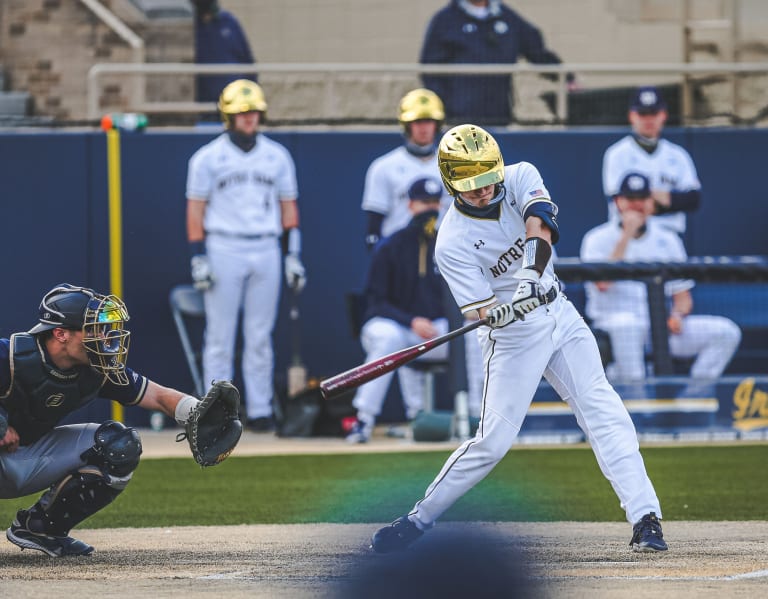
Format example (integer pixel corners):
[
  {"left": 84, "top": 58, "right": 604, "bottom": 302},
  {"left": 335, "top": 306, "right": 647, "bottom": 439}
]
[{"left": 487, "top": 303, "right": 516, "bottom": 329}]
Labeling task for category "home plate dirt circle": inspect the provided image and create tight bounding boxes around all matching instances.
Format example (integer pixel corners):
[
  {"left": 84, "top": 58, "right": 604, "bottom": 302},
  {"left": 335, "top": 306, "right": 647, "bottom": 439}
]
[{"left": 0, "top": 521, "right": 767, "bottom": 598}]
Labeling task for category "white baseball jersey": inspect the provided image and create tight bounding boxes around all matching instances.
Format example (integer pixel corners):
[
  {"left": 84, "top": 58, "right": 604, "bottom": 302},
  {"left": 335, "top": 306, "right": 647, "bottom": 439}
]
[
  {"left": 361, "top": 146, "right": 451, "bottom": 238},
  {"left": 580, "top": 220, "right": 694, "bottom": 325},
  {"left": 602, "top": 135, "right": 700, "bottom": 234},
  {"left": 435, "top": 161, "right": 558, "bottom": 313},
  {"left": 186, "top": 133, "right": 298, "bottom": 235},
  {"left": 408, "top": 160, "right": 663, "bottom": 532}
]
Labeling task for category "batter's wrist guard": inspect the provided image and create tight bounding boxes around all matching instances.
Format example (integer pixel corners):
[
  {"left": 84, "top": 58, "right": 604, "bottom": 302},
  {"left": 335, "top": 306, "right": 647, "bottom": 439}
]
[{"left": 521, "top": 237, "right": 552, "bottom": 276}]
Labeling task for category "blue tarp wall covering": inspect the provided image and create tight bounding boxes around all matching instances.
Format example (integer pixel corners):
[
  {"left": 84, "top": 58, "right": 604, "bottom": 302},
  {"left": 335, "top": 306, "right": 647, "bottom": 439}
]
[{"left": 0, "top": 127, "right": 766, "bottom": 426}]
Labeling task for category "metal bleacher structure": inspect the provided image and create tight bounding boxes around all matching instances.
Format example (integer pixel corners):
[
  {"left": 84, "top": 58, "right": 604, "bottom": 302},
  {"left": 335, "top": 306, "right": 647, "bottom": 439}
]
[{"left": 2, "top": 0, "right": 768, "bottom": 127}]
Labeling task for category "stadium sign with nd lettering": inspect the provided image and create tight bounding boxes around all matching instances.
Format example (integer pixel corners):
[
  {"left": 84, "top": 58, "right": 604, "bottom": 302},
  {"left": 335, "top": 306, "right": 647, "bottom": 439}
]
[{"left": 732, "top": 378, "right": 768, "bottom": 431}]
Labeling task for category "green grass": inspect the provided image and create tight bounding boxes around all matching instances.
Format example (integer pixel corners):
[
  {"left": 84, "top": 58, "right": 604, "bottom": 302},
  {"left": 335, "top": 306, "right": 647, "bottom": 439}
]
[{"left": 2, "top": 445, "right": 766, "bottom": 528}]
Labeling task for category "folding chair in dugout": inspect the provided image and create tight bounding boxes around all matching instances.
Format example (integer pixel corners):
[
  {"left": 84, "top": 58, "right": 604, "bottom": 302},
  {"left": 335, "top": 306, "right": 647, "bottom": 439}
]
[{"left": 169, "top": 284, "right": 206, "bottom": 398}]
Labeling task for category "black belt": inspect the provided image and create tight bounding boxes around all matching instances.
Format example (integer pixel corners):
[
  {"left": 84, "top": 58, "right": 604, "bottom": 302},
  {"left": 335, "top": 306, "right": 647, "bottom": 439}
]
[
  {"left": 207, "top": 231, "right": 278, "bottom": 240},
  {"left": 538, "top": 281, "right": 560, "bottom": 305}
]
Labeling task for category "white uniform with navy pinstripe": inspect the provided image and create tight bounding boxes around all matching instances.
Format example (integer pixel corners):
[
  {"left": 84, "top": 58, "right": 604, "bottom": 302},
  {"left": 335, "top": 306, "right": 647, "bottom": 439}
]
[{"left": 407, "top": 161, "right": 662, "bottom": 531}]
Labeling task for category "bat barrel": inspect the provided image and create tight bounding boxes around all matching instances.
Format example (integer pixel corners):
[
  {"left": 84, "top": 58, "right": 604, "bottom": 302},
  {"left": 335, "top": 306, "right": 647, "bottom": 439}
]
[{"left": 320, "top": 317, "right": 488, "bottom": 399}]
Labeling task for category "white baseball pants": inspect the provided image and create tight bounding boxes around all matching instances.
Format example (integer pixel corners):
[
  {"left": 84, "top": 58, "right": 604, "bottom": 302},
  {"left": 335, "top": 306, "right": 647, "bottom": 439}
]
[
  {"left": 409, "top": 296, "right": 662, "bottom": 529},
  {"left": 203, "top": 235, "right": 281, "bottom": 419}
]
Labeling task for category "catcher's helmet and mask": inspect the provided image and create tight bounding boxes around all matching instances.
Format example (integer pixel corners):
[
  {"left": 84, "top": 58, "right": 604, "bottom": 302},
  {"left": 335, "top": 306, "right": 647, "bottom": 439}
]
[
  {"left": 28, "top": 284, "right": 131, "bottom": 385},
  {"left": 218, "top": 79, "right": 267, "bottom": 129}
]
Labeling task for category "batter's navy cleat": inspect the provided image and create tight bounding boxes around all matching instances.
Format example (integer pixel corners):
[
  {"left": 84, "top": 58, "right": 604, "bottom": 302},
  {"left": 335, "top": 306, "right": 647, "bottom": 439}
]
[
  {"left": 371, "top": 515, "right": 423, "bottom": 553},
  {"left": 6, "top": 512, "right": 94, "bottom": 557},
  {"left": 630, "top": 512, "right": 668, "bottom": 552},
  {"left": 345, "top": 419, "right": 373, "bottom": 444}
]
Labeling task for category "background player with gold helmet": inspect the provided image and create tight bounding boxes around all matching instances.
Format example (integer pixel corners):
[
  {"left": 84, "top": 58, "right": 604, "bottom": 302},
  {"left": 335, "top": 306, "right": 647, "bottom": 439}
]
[
  {"left": 370, "top": 124, "right": 668, "bottom": 555},
  {"left": 186, "top": 79, "right": 305, "bottom": 431},
  {"left": 360, "top": 88, "right": 451, "bottom": 251},
  {"left": 360, "top": 88, "right": 485, "bottom": 419}
]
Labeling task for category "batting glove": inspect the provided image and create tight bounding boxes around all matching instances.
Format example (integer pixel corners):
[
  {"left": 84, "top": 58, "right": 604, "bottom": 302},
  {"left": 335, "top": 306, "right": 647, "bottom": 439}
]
[
  {"left": 284, "top": 253, "right": 307, "bottom": 293},
  {"left": 190, "top": 254, "right": 214, "bottom": 291},
  {"left": 510, "top": 269, "right": 541, "bottom": 321},
  {"left": 487, "top": 303, "right": 516, "bottom": 329}
]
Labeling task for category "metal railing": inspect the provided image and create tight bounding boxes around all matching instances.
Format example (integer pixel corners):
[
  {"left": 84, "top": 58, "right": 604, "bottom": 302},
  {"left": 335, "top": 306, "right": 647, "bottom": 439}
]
[
  {"left": 86, "top": 61, "right": 768, "bottom": 126},
  {"left": 554, "top": 256, "right": 768, "bottom": 378}
]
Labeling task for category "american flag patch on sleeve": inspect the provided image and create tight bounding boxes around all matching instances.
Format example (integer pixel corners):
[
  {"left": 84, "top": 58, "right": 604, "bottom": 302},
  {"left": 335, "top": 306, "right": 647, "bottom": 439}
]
[{"left": 529, "top": 189, "right": 544, "bottom": 197}]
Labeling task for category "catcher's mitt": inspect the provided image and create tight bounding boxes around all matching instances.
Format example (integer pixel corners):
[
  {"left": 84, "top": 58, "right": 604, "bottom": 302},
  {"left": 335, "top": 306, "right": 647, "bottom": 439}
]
[{"left": 177, "top": 380, "right": 242, "bottom": 467}]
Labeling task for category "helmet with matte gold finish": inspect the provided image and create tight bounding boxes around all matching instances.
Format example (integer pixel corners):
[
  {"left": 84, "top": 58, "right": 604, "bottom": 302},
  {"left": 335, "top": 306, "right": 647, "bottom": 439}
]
[
  {"left": 218, "top": 79, "right": 267, "bottom": 128},
  {"left": 437, "top": 124, "right": 505, "bottom": 195},
  {"left": 398, "top": 88, "right": 445, "bottom": 127}
]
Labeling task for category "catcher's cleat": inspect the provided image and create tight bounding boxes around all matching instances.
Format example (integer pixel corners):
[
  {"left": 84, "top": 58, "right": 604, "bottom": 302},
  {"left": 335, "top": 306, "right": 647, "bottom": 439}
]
[
  {"left": 345, "top": 419, "right": 373, "bottom": 444},
  {"left": 371, "top": 515, "right": 424, "bottom": 553},
  {"left": 629, "top": 512, "right": 668, "bottom": 552},
  {"left": 6, "top": 513, "right": 94, "bottom": 557}
]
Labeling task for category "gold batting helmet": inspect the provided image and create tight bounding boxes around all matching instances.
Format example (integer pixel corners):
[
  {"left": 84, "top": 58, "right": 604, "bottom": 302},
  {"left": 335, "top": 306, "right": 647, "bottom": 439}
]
[
  {"left": 398, "top": 88, "right": 445, "bottom": 126},
  {"left": 438, "top": 124, "right": 505, "bottom": 195},
  {"left": 218, "top": 79, "right": 267, "bottom": 128}
]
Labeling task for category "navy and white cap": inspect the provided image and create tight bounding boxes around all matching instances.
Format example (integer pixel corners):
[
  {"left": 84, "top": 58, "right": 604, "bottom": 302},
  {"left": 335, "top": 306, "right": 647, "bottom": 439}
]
[
  {"left": 616, "top": 172, "right": 651, "bottom": 198},
  {"left": 407, "top": 177, "right": 443, "bottom": 202},
  {"left": 629, "top": 86, "right": 666, "bottom": 114}
]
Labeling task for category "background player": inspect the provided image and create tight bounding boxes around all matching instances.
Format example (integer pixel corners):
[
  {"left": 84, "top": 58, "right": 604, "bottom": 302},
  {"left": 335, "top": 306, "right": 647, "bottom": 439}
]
[
  {"left": 371, "top": 124, "right": 668, "bottom": 554},
  {"left": 581, "top": 172, "right": 740, "bottom": 390},
  {"left": 361, "top": 88, "right": 450, "bottom": 250},
  {"left": 0, "top": 284, "right": 219, "bottom": 557},
  {"left": 186, "top": 79, "right": 306, "bottom": 432},
  {"left": 346, "top": 177, "right": 449, "bottom": 443},
  {"left": 602, "top": 86, "right": 701, "bottom": 238},
  {"left": 361, "top": 87, "right": 484, "bottom": 417}
]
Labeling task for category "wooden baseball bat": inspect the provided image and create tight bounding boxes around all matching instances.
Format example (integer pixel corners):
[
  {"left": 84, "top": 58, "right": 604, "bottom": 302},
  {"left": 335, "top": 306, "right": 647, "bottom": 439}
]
[{"left": 320, "top": 317, "right": 489, "bottom": 399}]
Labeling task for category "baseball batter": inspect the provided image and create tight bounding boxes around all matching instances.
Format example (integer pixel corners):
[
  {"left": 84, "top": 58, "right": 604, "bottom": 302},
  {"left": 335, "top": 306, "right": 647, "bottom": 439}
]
[
  {"left": 0, "top": 284, "right": 213, "bottom": 556},
  {"left": 186, "top": 79, "right": 305, "bottom": 431},
  {"left": 371, "top": 124, "right": 667, "bottom": 554},
  {"left": 602, "top": 86, "right": 701, "bottom": 236},
  {"left": 582, "top": 172, "right": 740, "bottom": 385}
]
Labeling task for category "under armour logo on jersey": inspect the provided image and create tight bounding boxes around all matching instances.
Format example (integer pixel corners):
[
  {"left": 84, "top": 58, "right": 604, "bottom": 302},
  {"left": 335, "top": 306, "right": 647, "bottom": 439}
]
[{"left": 474, "top": 240, "right": 485, "bottom": 249}]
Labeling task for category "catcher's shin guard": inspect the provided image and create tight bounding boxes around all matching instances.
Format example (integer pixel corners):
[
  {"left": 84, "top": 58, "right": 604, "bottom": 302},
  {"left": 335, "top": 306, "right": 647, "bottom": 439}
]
[
  {"left": 26, "top": 467, "right": 132, "bottom": 537},
  {"left": 21, "top": 421, "right": 142, "bottom": 537}
]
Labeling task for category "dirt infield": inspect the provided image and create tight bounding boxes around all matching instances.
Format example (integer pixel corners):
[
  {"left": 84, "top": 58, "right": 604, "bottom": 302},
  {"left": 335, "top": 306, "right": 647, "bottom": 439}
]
[
  {"left": 1, "top": 521, "right": 767, "bottom": 598},
  {"left": 2, "top": 431, "right": 766, "bottom": 598}
]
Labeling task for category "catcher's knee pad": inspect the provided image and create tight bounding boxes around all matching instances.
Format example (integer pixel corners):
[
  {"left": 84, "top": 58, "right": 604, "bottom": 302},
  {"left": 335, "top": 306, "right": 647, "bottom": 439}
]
[
  {"left": 30, "top": 467, "right": 131, "bottom": 536},
  {"left": 81, "top": 419, "right": 143, "bottom": 476}
]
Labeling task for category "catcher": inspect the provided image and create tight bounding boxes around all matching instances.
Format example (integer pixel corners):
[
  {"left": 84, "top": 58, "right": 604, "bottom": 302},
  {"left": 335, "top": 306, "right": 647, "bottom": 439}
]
[{"left": 0, "top": 283, "right": 242, "bottom": 557}]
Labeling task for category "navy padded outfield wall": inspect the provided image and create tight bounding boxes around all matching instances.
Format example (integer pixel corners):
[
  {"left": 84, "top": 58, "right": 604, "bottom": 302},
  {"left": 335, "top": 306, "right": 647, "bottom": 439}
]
[{"left": 0, "top": 128, "right": 766, "bottom": 426}]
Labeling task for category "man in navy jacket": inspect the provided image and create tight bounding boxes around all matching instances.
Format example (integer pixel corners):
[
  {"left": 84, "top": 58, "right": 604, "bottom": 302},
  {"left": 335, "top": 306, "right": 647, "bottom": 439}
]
[
  {"left": 420, "top": 0, "right": 568, "bottom": 124},
  {"left": 346, "top": 177, "right": 449, "bottom": 443}
]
